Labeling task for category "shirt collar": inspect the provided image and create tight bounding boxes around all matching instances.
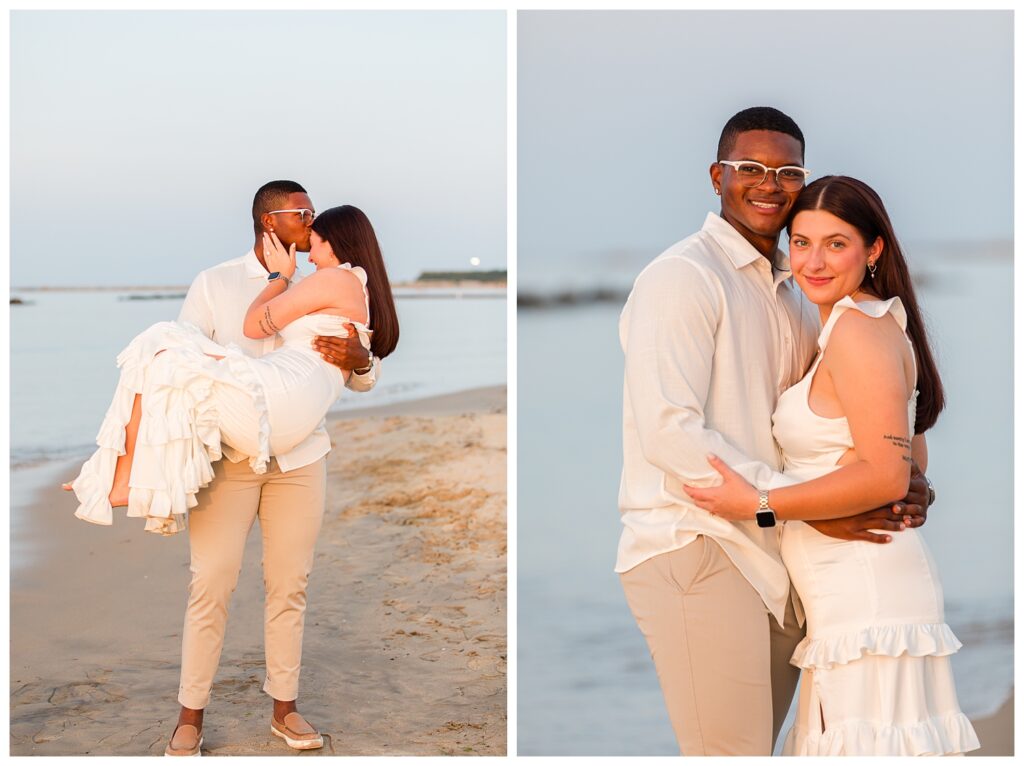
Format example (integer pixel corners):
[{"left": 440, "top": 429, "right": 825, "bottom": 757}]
[
  {"left": 701, "top": 211, "right": 790, "bottom": 276},
  {"left": 243, "top": 248, "right": 268, "bottom": 279}
]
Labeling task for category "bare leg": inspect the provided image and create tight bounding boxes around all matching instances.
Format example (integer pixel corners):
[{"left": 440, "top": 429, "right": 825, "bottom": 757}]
[
  {"left": 63, "top": 348, "right": 225, "bottom": 502},
  {"left": 274, "top": 697, "right": 298, "bottom": 720},
  {"left": 62, "top": 391, "right": 142, "bottom": 508},
  {"left": 177, "top": 704, "right": 204, "bottom": 730},
  {"left": 107, "top": 393, "right": 142, "bottom": 507}
]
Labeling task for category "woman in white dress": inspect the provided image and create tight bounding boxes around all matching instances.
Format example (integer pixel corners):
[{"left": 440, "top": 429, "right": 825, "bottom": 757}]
[
  {"left": 683, "top": 176, "right": 979, "bottom": 756},
  {"left": 66, "top": 204, "right": 399, "bottom": 535}
]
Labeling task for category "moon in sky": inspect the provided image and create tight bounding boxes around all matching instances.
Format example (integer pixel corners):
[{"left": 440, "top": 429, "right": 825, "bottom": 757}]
[{"left": 470, "top": 257, "right": 481, "bottom": 267}]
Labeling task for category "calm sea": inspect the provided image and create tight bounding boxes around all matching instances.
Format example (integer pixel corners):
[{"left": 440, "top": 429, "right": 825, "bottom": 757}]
[
  {"left": 9, "top": 289, "right": 506, "bottom": 468},
  {"left": 517, "top": 245, "right": 1013, "bottom": 755}
]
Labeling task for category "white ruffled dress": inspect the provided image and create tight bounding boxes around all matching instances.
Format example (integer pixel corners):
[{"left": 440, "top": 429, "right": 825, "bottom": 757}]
[
  {"left": 70, "top": 263, "right": 371, "bottom": 536},
  {"left": 773, "top": 296, "right": 979, "bottom": 756}
]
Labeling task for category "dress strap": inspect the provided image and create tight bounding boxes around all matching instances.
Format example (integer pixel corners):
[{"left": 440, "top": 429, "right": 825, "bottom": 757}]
[
  {"left": 337, "top": 262, "right": 371, "bottom": 325},
  {"left": 817, "top": 295, "right": 908, "bottom": 351}
]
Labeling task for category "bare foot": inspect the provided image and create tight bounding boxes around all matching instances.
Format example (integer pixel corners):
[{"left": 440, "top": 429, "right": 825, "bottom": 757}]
[{"left": 108, "top": 484, "right": 130, "bottom": 508}]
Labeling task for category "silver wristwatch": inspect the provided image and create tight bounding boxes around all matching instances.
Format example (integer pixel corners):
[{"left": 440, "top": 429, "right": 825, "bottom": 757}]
[
  {"left": 353, "top": 352, "right": 375, "bottom": 376},
  {"left": 267, "top": 271, "right": 290, "bottom": 287},
  {"left": 755, "top": 489, "right": 777, "bottom": 528}
]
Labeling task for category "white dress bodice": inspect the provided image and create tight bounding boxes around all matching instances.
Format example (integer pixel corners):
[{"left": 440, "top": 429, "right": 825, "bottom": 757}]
[{"left": 773, "top": 295, "right": 918, "bottom": 482}]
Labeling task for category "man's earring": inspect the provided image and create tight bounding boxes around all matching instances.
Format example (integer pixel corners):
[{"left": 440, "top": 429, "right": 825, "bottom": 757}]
[{"left": 714, "top": 187, "right": 720, "bottom": 196}]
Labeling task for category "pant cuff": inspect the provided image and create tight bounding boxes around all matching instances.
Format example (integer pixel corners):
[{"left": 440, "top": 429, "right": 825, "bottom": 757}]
[
  {"left": 178, "top": 687, "right": 211, "bottom": 710},
  {"left": 262, "top": 675, "right": 299, "bottom": 703}
]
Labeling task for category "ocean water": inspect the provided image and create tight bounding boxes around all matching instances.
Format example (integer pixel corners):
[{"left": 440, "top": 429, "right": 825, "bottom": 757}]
[
  {"left": 9, "top": 289, "right": 506, "bottom": 468},
  {"left": 517, "top": 247, "right": 1013, "bottom": 755}
]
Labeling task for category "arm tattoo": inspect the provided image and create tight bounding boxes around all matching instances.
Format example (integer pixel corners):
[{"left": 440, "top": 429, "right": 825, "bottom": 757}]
[
  {"left": 885, "top": 433, "right": 913, "bottom": 464},
  {"left": 262, "top": 306, "right": 282, "bottom": 335},
  {"left": 883, "top": 434, "right": 912, "bottom": 450}
]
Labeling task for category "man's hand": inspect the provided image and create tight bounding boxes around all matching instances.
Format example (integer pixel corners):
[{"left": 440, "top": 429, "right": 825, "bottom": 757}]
[
  {"left": 313, "top": 324, "right": 370, "bottom": 372},
  {"left": 901, "top": 463, "right": 930, "bottom": 528},
  {"left": 806, "top": 502, "right": 922, "bottom": 544},
  {"left": 807, "top": 461, "right": 932, "bottom": 544}
]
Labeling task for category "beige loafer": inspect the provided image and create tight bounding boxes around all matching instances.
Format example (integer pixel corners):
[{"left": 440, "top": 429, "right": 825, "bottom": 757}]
[
  {"left": 164, "top": 723, "right": 203, "bottom": 757},
  {"left": 271, "top": 712, "right": 324, "bottom": 750}
]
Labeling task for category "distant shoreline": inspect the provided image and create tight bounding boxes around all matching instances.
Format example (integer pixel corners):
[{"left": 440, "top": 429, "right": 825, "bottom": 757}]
[
  {"left": 11, "top": 281, "right": 507, "bottom": 293},
  {"left": 11, "top": 283, "right": 506, "bottom": 304}
]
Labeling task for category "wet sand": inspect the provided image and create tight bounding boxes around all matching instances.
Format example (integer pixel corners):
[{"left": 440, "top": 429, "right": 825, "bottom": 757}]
[
  {"left": 967, "top": 691, "right": 1014, "bottom": 756},
  {"left": 10, "top": 385, "right": 506, "bottom": 756}
]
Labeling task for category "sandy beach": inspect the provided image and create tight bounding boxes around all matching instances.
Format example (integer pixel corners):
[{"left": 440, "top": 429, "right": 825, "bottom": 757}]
[
  {"left": 10, "top": 385, "right": 507, "bottom": 756},
  {"left": 967, "top": 692, "right": 1014, "bottom": 756}
]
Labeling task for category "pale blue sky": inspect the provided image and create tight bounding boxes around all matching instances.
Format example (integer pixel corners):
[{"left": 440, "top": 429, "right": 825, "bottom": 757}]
[
  {"left": 11, "top": 10, "right": 506, "bottom": 286},
  {"left": 518, "top": 10, "right": 1013, "bottom": 290}
]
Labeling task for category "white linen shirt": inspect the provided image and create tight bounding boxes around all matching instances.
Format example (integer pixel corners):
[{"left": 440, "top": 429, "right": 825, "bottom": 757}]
[
  {"left": 178, "top": 249, "right": 378, "bottom": 473},
  {"left": 616, "top": 212, "right": 819, "bottom": 624}
]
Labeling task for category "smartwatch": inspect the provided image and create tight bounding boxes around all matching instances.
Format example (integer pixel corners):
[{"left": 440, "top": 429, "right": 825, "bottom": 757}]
[
  {"left": 267, "top": 271, "right": 290, "bottom": 287},
  {"left": 925, "top": 477, "right": 936, "bottom": 507},
  {"left": 756, "top": 489, "right": 777, "bottom": 528}
]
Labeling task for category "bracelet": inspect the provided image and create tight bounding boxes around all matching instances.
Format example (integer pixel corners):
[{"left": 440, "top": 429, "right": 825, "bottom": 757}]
[
  {"left": 925, "top": 477, "right": 936, "bottom": 506},
  {"left": 353, "top": 352, "right": 375, "bottom": 375}
]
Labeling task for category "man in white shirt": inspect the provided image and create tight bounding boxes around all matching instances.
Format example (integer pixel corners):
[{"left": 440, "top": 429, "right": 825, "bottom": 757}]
[
  {"left": 164, "top": 181, "right": 376, "bottom": 756},
  {"left": 617, "top": 108, "right": 932, "bottom": 755}
]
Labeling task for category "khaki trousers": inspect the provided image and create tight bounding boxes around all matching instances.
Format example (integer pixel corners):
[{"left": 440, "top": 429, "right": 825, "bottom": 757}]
[
  {"left": 177, "top": 456, "right": 326, "bottom": 709},
  {"left": 620, "top": 535, "right": 804, "bottom": 756}
]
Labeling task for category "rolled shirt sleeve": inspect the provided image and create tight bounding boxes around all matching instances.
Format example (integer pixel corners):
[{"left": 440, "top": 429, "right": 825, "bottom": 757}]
[{"left": 345, "top": 356, "right": 379, "bottom": 392}]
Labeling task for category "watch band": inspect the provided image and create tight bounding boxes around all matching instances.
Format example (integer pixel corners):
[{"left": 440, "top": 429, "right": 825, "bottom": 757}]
[
  {"left": 353, "top": 352, "right": 375, "bottom": 376},
  {"left": 755, "top": 489, "right": 777, "bottom": 528}
]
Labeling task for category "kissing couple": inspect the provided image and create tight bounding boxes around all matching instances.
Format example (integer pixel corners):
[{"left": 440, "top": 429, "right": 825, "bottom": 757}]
[{"left": 66, "top": 181, "right": 399, "bottom": 755}]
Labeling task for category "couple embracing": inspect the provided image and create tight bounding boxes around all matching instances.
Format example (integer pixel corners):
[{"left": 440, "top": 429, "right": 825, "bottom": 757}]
[
  {"left": 618, "top": 107, "right": 980, "bottom": 756},
  {"left": 66, "top": 180, "right": 399, "bottom": 755}
]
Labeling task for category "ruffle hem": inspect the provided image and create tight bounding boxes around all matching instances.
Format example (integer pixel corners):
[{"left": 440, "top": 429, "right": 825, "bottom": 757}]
[
  {"left": 69, "top": 321, "right": 270, "bottom": 535},
  {"left": 783, "top": 710, "right": 980, "bottom": 756},
  {"left": 791, "top": 622, "right": 963, "bottom": 670},
  {"left": 783, "top": 622, "right": 979, "bottom": 755}
]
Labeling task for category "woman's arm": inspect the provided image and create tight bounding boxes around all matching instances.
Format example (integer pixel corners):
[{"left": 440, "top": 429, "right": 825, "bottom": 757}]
[
  {"left": 685, "top": 310, "right": 916, "bottom": 521},
  {"left": 243, "top": 268, "right": 367, "bottom": 339},
  {"left": 243, "top": 233, "right": 367, "bottom": 339}
]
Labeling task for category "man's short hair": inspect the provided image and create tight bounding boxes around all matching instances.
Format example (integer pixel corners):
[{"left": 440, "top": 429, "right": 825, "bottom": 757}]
[
  {"left": 252, "top": 180, "right": 307, "bottom": 235},
  {"left": 717, "top": 107, "right": 805, "bottom": 160}
]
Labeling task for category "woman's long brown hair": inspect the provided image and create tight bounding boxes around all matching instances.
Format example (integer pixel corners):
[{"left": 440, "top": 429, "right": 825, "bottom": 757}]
[
  {"left": 786, "top": 176, "right": 944, "bottom": 433},
  {"left": 312, "top": 205, "right": 399, "bottom": 358}
]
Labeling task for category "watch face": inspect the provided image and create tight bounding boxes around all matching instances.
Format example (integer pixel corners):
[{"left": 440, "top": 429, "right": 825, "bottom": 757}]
[{"left": 756, "top": 510, "right": 776, "bottom": 528}]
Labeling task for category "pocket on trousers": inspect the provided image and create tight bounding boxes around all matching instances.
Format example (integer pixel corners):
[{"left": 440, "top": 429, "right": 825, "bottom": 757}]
[{"left": 665, "top": 535, "right": 711, "bottom": 594}]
